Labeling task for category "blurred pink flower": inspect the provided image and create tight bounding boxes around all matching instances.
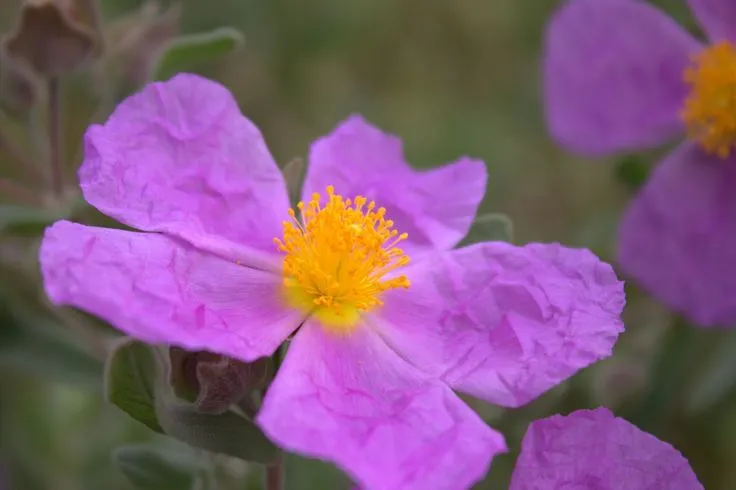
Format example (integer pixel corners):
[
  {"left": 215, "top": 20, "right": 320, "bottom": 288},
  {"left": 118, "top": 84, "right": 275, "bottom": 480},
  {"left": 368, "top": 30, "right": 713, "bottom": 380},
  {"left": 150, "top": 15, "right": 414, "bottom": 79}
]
[
  {"left": 510, "top": 408, "right": 703, "bottom": 490},
  {"left": 40, "top": 74, "right": 625, "bottom": 489},
  {"left": 544, "top": 0, "right": 736, "bottom": 327}
]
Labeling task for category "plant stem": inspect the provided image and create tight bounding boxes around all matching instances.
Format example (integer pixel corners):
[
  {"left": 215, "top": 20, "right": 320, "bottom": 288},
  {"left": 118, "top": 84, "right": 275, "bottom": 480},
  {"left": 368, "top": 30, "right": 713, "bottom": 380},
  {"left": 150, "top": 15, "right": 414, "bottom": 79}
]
[
  {"left": 264, "top": 457, "right": 284, "bottom": 490},
  {"left": 627, "top": 316, "right": 695, "bottom": 432},
  {"left": 47, "top": 78, "right": 63, "bottom": 197}
]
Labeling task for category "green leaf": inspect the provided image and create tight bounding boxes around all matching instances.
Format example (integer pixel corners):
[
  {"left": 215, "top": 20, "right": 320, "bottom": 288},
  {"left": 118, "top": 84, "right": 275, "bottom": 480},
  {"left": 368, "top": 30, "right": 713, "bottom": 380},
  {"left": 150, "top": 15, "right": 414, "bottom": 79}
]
[
  {"left": 285, "top": 454, "right": 353, "bottom": 490},
  {"left": 0, "top": 204, "right": 62, "bottom": 235},
  {"left": 685, "top": 329, "right": 736, "bottom": 415},
  {"left": 113, "top": 444, "right": 205, "bottom": 490},
  {"left": 152, "top": 27, "right": 245, "bottom": 81},
  {"left": 104, "top": 338, "right": 164, "bottom": 433},
  {"left": 459, "top": 213, "right": 513, "bottom": 246},
  {"left": 106, "top": 339, "right": 280, "bottom": 463},
  {"left": 614, "top": 155, "right": 651, "bottom": 192},
  {"left": 625, "top": 318, "right": 697, "bottom": 432},
  {"left": 0, "top": 301, "right": 103, "bottom": 388},
  {"left": 156, "top": 399, "right": 280, "bottom": 465},
  {"left": 0, "top": 195, "right": 87, "bottom": 235}
]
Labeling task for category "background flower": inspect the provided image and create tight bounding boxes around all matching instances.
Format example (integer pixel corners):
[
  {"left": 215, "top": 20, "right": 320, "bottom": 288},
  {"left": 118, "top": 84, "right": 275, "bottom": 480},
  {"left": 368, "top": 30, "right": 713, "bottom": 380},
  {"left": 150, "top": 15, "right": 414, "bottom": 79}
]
[
  {"left": 544, "top": 0, "right": 736, "bottom": 327},
  {"left": 509, "top": 408, "right": 703, "bottom": 490}
]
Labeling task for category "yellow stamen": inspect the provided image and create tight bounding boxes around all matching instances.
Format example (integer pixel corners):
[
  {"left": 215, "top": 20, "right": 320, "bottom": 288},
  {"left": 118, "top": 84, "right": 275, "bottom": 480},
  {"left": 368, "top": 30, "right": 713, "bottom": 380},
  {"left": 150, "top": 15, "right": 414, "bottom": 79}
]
[
  {"left": 682, "top": 41, "right": 736, "bottom": 158},
  {"left": 273, "top": 186, "right": 410, "bottom": 332}
]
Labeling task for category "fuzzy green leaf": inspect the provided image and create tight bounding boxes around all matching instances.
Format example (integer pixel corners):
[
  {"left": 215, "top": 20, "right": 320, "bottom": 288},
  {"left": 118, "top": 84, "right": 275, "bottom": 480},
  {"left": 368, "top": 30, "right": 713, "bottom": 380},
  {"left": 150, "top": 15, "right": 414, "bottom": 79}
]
[
  {"left": 459, "top": 213, "right": 513, "bottom": 246},
  {"left": 152, "top": 27, "right": 244, "bottom": 81},
  {"left": 113, "top": 445, "right": 205, "bottom": 490},
  {"left": 156, "top": 398, "right": 280, "bottom": 464},
  {"left": 104, "top": 338, "right": 163, "bottom": 433}
]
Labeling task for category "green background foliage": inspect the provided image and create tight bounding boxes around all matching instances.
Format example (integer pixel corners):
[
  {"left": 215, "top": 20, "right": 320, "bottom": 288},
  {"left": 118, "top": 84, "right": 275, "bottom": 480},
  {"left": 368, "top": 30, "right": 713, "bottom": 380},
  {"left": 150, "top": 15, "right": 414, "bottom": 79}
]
[{"left": 0, "top": 0, "right": 732, "bottom": 488}]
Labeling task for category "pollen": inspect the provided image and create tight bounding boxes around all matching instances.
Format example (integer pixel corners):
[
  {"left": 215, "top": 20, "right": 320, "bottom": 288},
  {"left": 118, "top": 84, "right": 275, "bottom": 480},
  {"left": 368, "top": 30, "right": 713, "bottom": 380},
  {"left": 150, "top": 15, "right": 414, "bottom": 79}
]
[
  {"left": 682, "top": 41, "right": 736, "bottom": 158},
  {"left": 273, "top": 186, "right": 410, "bottom": 331}
]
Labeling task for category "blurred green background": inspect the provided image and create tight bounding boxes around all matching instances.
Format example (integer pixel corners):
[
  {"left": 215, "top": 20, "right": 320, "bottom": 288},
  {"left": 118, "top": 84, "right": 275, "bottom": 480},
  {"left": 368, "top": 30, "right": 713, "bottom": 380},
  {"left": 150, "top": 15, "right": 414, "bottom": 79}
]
[{"left": 1, "top": 0, "right": 734, "bottom": 488}]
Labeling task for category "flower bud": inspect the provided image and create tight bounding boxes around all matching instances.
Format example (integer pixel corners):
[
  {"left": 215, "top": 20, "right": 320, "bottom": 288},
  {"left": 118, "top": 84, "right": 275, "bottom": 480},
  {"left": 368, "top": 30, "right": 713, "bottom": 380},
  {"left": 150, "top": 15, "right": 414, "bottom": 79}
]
[
  {"left": 5, "top": 0, "right": 102, "bottom": 77},
  {"left": 168, "top": 347, "right": 273, "bottom": 415},
  {"left": 195, "top": 355, "right": 272, "bottom": 415}
]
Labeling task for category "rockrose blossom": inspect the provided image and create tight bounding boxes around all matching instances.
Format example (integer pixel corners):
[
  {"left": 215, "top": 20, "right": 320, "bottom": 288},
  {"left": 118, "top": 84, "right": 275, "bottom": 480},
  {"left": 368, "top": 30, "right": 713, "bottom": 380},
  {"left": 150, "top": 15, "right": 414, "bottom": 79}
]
[
  {"left": 39, "top": 74, "right": 625, "bottom": 489},
  {"left": 509, "top": 408, "right": 703, "bottom": 490},
  {"left": 544, "top": 0, "right": 736, "bottom": 327}
]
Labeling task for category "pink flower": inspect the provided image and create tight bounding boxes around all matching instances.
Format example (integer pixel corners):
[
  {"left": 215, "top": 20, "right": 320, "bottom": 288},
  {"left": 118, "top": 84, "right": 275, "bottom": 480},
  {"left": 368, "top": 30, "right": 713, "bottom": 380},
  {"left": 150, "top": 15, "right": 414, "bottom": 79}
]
[
  {"left": 40, "top": 74, "right": 625, "bottom": 490},
  {"left": 510, "top": 408, "right": 703, "bottom": 490},
  {"left": 544, "top": 0, "right": 736, "bottom": 327}
]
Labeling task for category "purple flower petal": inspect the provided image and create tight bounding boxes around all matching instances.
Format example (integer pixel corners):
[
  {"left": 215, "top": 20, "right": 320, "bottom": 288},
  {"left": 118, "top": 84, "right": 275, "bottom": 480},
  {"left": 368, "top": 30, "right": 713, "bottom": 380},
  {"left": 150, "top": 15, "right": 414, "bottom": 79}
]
[
  {"left": 303, "top": 115, "right": 486, "bottom": 253},
  {"left": 618, "top": 142, "right": 736, "bottom": 327},
  {"left": 372, "top": 242, "right": 625, "bottom": 407},
  {"left": 544, "top": 0, "right": 701, "bottom": 155},
  {"left": 80, "top": 73, "right": 289, "bottom": 254},
  {"left": 257, "top": 321, "right": 506, "bottom": 490},
  {"left": 509, "top": 408, "right": 703, "bottom": 490},
  {"left": 689, "top": 0, "right": 736, "bottom": 42},
  {"left": 40, "top": 221, "right": 304, "bottom": 361}
]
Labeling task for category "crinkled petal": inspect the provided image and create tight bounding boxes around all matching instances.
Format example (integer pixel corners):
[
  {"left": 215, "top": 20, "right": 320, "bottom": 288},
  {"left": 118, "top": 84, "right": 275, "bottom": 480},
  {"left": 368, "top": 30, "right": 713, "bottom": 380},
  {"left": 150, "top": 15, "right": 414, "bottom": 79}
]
[
  {"left": 371, "top": 242, "right": 625, "bottom": 408},
  {"left": 303, "top": 115, "right": 486, "bottom": 253},
  {"left": 80, "top": 73, "right": 289, "bottom": 253},
  {"left": 40, "top": 221, "right": 303, "bottom": 361},
  {"left": 618, "top": 142, "right": 736, "bottom": 327},
  {"left": 689, "top": 0, "right": 736, "bottom": 42},
  {"left": 544, "top": 0, "right": 701, "bottom": 155},
  {"left": 509, "top": 408, "right": 703, "bottom": 490},
  {"left": 257, "top": 322, "right": 506, "bottom": 490}
]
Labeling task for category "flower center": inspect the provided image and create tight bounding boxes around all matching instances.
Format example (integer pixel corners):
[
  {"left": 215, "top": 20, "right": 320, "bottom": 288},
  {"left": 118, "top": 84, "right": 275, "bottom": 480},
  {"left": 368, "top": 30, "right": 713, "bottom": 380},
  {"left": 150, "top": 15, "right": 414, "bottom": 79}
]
[
  {"left": 274, "top": 185, "right": 410, "bottom": 331},
  {"left": 682, "top": 41, "right": 736, "bottom": 158}
]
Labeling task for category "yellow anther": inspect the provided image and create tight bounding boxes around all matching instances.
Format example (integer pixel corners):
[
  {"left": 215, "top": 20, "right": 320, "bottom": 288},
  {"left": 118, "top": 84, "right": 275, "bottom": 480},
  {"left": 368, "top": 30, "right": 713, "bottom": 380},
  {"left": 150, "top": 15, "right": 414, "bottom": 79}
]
[
  {"left": 273, "top": 186, "right": 411, "bottom": 331},
  {"left": 682, "top": 41, "right": 736, "bottom": 158}
]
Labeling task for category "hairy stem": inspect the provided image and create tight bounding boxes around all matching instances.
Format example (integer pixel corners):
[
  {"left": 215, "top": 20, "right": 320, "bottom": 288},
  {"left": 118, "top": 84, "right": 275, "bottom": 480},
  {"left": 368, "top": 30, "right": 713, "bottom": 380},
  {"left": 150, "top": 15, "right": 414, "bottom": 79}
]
[
  {"left": 264, "top": 457, "right": 284, "bottom": 490},
  {"left": 47, "top": 78, "right": 63, "bottom": 197}
]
